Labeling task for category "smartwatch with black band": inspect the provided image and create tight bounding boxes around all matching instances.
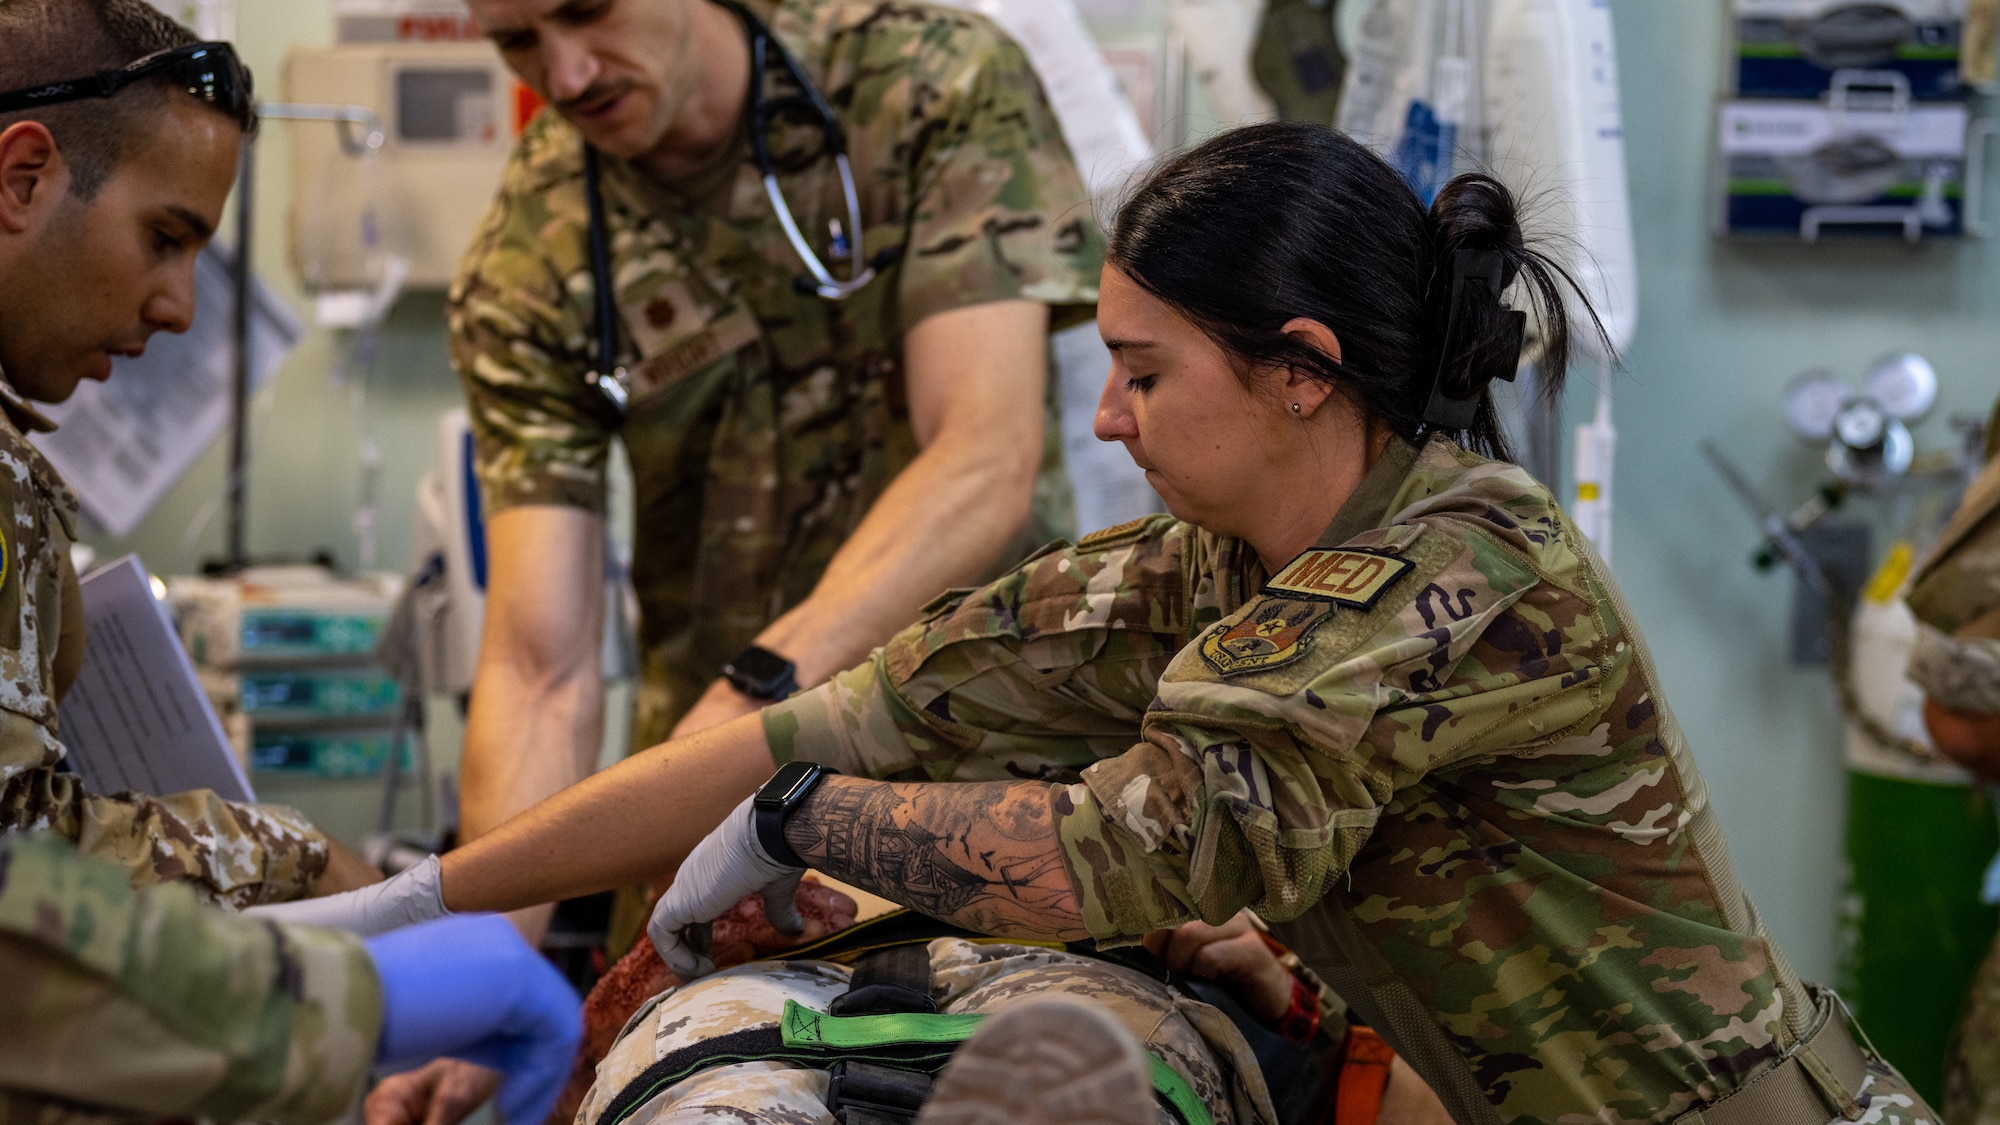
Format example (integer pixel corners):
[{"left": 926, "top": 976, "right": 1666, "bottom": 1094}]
[
  {"left": 754, "top": 761, "right": 837, "bottom": 868},
  {"left": 722, "top": 644, "right": 800, "bottom": 701}
]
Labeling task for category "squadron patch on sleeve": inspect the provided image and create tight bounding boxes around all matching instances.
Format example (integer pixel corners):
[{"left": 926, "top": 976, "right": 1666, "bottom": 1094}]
[
  {"left": 1200, "top": 598, "right": 1334, "bottom": 676},
  {"left": 1263, "top": 547, "right": 1413, "bottom": 608}
]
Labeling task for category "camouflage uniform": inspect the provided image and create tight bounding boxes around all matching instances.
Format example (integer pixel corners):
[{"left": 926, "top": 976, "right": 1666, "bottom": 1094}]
[
  {"left": 1906, "top": 398, "right": 2000, "bottom": 1125},
  {"left": 0, "top": 833, "right": 380, "bottom": 1125},
  {"left": 0, "top": 378, "right": 328, "bottom": 909},
  {"left": 450, "top": 0, "right": 1104, "bottom": 746},
  {"left": 765, "top": 434, "right": 1937, "bottom": 1125},
  {"left": 574, "top": 937, "right": 1276, "bottom": 1125}
]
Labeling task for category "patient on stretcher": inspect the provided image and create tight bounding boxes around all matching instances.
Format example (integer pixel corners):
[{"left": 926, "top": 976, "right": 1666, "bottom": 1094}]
[{"left": 367, "top": 881, "right": 1449, "bottom": 1125}]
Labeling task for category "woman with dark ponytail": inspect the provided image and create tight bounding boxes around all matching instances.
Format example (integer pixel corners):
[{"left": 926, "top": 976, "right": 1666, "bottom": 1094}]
[{"left": 288, "top": 123, "right": 1935, "bottom": 1125}]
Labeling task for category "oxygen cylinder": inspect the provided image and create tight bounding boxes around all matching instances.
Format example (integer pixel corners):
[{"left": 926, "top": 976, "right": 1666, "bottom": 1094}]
[{"left": 1839, "top": 551, "right": 1999, "bottom": 1106}]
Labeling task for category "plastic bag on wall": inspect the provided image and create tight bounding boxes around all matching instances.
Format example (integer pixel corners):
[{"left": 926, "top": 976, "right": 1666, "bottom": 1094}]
[
  {"left": 1337, "top": 0, "right": 1479, "bottom": 204},
  {"left": 1485, "top": 0, "right": 1636, "bottom": 359}
]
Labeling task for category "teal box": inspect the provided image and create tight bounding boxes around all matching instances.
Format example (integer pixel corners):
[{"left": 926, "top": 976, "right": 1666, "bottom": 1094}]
[
  {"left": 237, "top": 610, "right": 383, "bottom": 659},
  {"left": 240, "top": 669, "right": 402, "bottom": 719},
  {"left": 250, "top": 729, "right": 411, "bottom": 777}
]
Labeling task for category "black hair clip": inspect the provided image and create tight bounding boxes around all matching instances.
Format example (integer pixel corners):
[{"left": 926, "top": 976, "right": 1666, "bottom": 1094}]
[{"left": 1421, "top": 249, "right": 1527, "bottom": 430}]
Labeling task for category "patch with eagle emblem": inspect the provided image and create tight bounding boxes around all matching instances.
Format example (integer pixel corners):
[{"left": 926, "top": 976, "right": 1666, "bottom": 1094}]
[{"left": 1199, "top": 598, "right": 1335, "bottom": 676}]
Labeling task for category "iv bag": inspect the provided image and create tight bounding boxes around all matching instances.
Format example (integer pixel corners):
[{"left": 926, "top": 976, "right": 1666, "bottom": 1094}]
[{"left": 1485, "top": 0, "right": 1638, "bottom": 360}]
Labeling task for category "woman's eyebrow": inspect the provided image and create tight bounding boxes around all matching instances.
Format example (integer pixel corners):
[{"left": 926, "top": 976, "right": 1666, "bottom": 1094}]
[{"left": 1102, "top": 338, "right": 1158, "bottom": 352}]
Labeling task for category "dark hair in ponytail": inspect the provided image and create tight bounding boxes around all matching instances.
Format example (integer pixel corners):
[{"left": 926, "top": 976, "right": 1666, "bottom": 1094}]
[{"left": 1104, "top": 121, "right": 1605, "bottom": 462}]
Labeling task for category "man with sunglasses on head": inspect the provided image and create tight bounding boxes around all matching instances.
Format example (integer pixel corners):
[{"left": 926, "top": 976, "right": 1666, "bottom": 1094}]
[
  {"left": 448, "top": 0, "right": 1104, "bottom": 919},
  {"left": 0, "top": 0, "right": 381, "bottom": 910},
  {"left": 0, "top": 5, "right": 583, "bottom": 1122}
]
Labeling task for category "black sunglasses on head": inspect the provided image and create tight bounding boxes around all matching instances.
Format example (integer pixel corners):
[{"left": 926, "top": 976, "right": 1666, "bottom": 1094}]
[{"left": 0, "top": 41, "right": 255, "bottom": 133}]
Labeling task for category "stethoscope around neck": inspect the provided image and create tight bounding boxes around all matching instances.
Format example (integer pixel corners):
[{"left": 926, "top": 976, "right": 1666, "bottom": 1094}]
[{"left": 582, "top": 0, "right": 894, "bottom": 414}]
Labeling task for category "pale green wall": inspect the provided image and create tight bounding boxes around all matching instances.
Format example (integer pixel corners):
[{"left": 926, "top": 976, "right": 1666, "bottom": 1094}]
[
  {"left": 1602, "top": 0, "right": 1997, "bottom": 982},
  {"left": 77, "top": 0, "right": 2000, "bottom": 982}
]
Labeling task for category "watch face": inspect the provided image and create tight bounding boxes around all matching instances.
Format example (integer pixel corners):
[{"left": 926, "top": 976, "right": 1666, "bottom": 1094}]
[
  {"left": 757, "top": 761, "right": 822, "bottom": 808},
  {"left": 729, "top": 646, "right": 793, "bottom": 690}
]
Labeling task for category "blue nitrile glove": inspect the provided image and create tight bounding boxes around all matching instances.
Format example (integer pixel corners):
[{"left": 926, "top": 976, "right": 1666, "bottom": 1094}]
[{"left": 363, "top": 914, "right": 582, "bottom": 1125}]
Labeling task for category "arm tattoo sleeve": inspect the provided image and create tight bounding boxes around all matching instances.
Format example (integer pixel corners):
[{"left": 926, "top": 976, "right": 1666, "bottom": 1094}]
[{"left": 782, "top": 777, "right": 1088, "bottom": 941}]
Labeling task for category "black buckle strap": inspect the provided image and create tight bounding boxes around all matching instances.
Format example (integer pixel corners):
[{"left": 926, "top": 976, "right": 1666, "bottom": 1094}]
[
  {"left": 825, "top": 945, "right": 938, "bottom": 1123},
  {"left": 830, "top": 943, "right": 937, "bottom": 1016},
  {"left": 827, "top": 1059, "right": 934, "bottom": 1125}
]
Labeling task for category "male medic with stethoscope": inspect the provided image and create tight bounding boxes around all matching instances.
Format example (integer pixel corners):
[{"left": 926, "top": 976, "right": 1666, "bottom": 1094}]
[{"left": 445, "top": 0, "right": 1103, "bottom": 961}]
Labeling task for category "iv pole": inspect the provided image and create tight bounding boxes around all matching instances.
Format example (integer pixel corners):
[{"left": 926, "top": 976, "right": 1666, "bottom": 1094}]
[{"left": 216, "top": 102, "right": 383, "bottom": 572}]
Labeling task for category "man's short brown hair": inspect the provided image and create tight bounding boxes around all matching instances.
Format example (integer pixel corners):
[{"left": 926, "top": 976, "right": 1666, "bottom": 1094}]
[{"left": 0, "top": 0, "right": 218, "bottom": 198}]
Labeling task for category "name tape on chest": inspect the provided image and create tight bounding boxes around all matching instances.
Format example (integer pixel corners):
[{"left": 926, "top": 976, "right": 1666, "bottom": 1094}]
[
  {"left": 1264, "top": 547, "right": 1413, "bottom": 608},
  {"left": 627, "top": 305, "right": 763, "bottom": 404}
]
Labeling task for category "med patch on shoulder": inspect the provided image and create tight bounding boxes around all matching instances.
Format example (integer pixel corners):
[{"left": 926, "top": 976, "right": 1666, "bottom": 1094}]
[{"left": 1262, "top": 547, "right": 1413, "bottom": 608}]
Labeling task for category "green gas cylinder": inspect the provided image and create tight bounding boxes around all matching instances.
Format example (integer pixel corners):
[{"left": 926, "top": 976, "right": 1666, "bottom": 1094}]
[{"left": 1839, "top": 567, "right": 2000, "bottom": 1105}]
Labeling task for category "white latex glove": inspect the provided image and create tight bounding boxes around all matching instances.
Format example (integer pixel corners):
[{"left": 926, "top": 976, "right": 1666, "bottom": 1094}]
[
  {"left": 647, "top": 795, "right": 804, "bottom": 978},
  {"left": 246, "top": 853, "right": 451, "bottom": 935}
]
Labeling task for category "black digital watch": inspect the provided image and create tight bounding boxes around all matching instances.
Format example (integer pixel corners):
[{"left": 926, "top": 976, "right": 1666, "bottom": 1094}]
[
  {"left": 722, "top": 644, "right": 800, "bottom": 701},
  {"left": 753, "top": 761, "right": 837, "bottom": 868}
]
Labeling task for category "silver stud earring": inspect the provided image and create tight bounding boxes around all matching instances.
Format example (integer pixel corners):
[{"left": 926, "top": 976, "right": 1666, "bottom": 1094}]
[{"left": 1290, "top": 403, "right": 1303, "bottom": 414}]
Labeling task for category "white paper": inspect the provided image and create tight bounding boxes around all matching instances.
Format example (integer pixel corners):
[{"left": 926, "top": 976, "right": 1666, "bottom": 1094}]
[
  {"left": 36, "top": 243, "right": 300, "bottom": 538},
  {"left": 58, "top": 556, "right": 254, "bottom": 803}
]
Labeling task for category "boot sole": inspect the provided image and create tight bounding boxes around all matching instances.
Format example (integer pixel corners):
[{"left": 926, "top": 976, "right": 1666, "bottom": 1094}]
[{"left": 914, "top": 997, "right": 1157, "bottom": 1125}]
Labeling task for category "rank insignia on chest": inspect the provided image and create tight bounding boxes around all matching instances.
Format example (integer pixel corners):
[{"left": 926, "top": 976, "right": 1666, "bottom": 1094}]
[
  {"left": 1264, "top": 547, "right": 1413, "bottom": 608},
  {"left": 1200, "top": 599, "right": 1334, "bottom": 676}
]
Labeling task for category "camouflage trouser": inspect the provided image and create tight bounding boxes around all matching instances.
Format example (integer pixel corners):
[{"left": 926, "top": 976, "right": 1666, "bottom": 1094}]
[
  {"left": 1947, "top": 930, "right": 2000, "bottom": 1125},
  {"left": 0, "top": 766, "right": 328, "bottom": 908},
  {"left": 574, "top": 938, "right": 1278, "bottom": 1125}
]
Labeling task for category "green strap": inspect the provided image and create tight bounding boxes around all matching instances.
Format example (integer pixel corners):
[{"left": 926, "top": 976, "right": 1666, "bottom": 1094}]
[{"left": 780, "top": 1001, "right": 1214, "bottom": 1125}]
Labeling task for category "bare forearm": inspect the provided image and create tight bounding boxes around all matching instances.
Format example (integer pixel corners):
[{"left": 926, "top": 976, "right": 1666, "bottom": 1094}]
[
  {"left": 441, "top": 712, "right": 777, "bottom": 913},
  {"left": 782, "top": 777, "right": 1087, "bottom": 940},
  {"left": 462, "top": 506, "right": 609, "bottom": 842},
  {"left": 757, "top": 299, "right": 1048, "bottom": 685},
  {"left": 759, "top": 441, "right": 1035, "bottom": 683},
  {"left": 459, "top": 663, "right": 604, "bottom": 841}
]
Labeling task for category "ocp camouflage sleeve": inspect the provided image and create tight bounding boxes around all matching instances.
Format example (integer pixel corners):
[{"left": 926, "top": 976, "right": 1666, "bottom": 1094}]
[
  {"left": 1065, "top": 516, "right": 1556, "bottom": 934},
  {"left": 0, "top": 768, "right": 329, "bottom": 909},
  {"left": 891, "top": 13, "right": 1104, "bottom": 329},
  {"left": 448, "top": 121, "right": 613, "bottom": 516},
  {"left": 1906, "top": 430, "right": 2000, "bottom": 712},
  {"left": 0, "top": 402, "right": 328, "bottom": 909},
  {"left": 762, "top": 516, "right": 1250, "bottom": 784},
  {"left": 1908, "top": 628, "right": 2000, "bottom": 713},
  {"left": 0, "top": 834, "right": 380, "bottom": 1125}
]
